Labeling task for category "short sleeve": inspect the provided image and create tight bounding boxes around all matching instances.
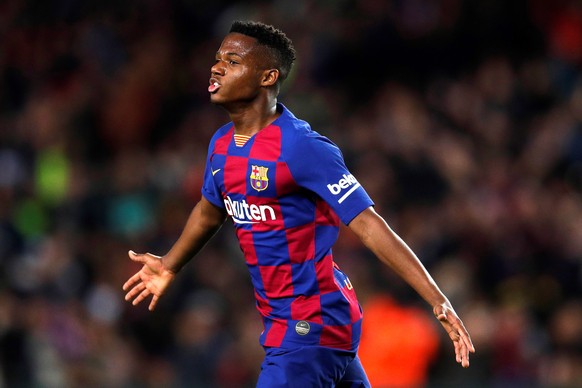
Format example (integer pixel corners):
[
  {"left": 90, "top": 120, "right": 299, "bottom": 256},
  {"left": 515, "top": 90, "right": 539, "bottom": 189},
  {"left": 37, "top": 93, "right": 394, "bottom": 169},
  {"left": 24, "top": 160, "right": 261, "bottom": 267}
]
[
  {"left": 286, "top": 132, "right": 374, "bottom": 224},
  {"left": 201, "top": 139, "right": 225, "bottom": 209}
]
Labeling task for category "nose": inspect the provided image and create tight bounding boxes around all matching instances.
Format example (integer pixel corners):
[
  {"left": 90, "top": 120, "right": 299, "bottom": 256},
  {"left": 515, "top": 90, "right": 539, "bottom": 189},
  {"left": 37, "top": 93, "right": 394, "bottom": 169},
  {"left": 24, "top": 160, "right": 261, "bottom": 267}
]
[{"left": 211, "top": 60, "right": 225, "bottom": 76}]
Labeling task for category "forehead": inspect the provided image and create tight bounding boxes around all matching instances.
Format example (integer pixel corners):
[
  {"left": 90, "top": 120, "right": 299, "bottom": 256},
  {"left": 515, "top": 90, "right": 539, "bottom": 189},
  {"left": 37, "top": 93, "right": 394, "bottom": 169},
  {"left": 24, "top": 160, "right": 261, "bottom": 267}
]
[{"left": 217, "top": 33, "right": 260, "bottom": 57}]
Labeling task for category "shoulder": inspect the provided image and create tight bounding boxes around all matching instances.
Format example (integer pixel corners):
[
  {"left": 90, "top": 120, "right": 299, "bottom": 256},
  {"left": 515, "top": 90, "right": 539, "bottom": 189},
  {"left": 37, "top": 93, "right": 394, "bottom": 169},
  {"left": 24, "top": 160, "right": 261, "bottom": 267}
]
[
  {"left": 276, "top": 104, "right": 311, "bottom": 138},
  {"left": 207, "top": 122, "right": 234, "bottom": 152},
  {"left": 277, "top": 104, "right": 339, "bottom": 155},
  {"left": 211, "top": 122, "right": 234, "bottom": 141}
]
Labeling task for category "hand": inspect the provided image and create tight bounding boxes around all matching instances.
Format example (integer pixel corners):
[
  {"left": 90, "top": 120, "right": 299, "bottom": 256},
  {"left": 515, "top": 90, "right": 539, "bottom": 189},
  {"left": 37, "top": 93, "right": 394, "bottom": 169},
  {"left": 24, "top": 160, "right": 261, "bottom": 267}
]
[
  {"left": 433, "top": 302, "right": 475, "bottom": 368},
  {"left": 122, "top": 250, "right": 176, "bottom": 311}
]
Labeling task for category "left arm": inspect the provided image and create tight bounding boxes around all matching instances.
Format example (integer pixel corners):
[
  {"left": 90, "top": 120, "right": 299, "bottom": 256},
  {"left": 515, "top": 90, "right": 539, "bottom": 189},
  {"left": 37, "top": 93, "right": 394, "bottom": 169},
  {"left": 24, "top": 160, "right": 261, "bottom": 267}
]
[{"left": 349, "top": 206, "right": 475, "bottom": 368}]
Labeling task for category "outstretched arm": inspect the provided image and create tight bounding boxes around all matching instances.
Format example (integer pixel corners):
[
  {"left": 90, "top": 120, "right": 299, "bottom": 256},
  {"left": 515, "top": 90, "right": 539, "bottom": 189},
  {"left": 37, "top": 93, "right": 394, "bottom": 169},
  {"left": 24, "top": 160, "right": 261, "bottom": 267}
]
[
  {"left": 349, "top": 206, "right": 475, "bottom": 368},
  {"left": 123, "top": 196, "right": 227, "bottom": 311}
]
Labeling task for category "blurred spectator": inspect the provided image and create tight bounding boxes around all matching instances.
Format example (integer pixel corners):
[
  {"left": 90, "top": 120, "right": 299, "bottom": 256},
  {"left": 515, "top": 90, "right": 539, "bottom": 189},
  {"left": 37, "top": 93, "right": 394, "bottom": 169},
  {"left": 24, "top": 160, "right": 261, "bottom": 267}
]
[
  {"left": 0, "top": 0, "right": 581, "bottom": 386},
  {"left": 358, "top": 294, "right": 439, "bottom": 387}
]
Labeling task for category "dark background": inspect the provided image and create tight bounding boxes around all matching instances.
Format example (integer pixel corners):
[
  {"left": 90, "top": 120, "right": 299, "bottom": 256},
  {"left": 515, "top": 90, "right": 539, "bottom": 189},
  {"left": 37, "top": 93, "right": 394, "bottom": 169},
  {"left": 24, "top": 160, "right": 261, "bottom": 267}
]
[{"left": 1, "top": 0, "right": 581, "bottom": 386}]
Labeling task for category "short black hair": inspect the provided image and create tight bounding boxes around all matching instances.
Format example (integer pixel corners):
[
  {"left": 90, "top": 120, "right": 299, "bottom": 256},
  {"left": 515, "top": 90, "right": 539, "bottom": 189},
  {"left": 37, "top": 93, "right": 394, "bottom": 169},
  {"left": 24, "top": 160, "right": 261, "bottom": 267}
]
[{"left": 229, "top": 21, "right": 296, "bottom": 83}]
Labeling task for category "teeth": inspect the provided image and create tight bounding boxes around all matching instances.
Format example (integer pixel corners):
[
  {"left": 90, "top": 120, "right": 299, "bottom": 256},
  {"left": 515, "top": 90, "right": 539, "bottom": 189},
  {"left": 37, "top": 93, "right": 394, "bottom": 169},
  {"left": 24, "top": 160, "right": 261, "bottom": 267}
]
[{"left": 213, "top": 82, "right": 219, "bottom": 86}]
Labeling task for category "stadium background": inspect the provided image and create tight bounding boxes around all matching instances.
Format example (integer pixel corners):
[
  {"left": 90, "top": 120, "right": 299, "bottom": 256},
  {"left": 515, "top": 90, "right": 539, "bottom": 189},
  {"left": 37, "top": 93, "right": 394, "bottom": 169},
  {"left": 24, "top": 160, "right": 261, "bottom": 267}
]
[{"left": 0, "top": 0, "right": 581, "bottom": 386}]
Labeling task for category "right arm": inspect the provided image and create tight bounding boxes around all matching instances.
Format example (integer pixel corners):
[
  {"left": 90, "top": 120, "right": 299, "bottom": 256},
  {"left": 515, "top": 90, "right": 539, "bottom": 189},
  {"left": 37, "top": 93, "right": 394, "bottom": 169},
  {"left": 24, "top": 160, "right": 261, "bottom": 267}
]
[
  {"left": 123, "top": 196, "right": 227, "bottom": 311},
  {"left": 163, "top": 196, "right": 227, "bottom": 273}
]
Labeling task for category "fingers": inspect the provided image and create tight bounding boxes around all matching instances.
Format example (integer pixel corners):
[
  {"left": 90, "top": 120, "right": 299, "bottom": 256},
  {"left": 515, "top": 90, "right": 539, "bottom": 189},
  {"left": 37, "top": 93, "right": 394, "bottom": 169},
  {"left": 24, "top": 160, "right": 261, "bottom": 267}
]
[
  {"left": 445, "top": 328, "right": 469, "bottom": 367},
  {"left": 124, "top": 280, "right": 144, "bottom": 301},
  {"left": 436, "top": 306, "right": 475, "bottom": 368},
  {"left": 122, "top": 272, "right": 142, "bottom": 291},
  {"left": 125, "top": 283, "right": 151, "bottom": 306},
  {"left": 455, "top": 330, "right": 474, "bottom": 368},
  {"left": 459, "top": 329, "right": 475, "bottom": 368},
  {"left": 123, "top": 251, "right": 146, "bottom": 293},
  {"left": 446, "top": 323, "right": 473, "bottom": 367},
  {"left": 123, "top": 250, "right": 164, "bottom": 311},
  {"left": 452, "top": 319, "right": 475, "bottom": 353},
  {"left": 434, "top": 305, "right": 448, "bottom": 322},
  {"left": 149, "top": 295, "right": 159, "bottom": 311},
  {"left": 453, "top": 333, "right": 470, "bottom": 367},
  {"left": 134, "top": 287, "right": 151, "bottom": 306},
  {"left": 123, "top": 272, "right": 152, "bottom": 307},
  {"left": 453, "top": 337, "right": 462, "bottom": 364},
  {"left": 124, "top": 283, "right": 158, "bottom": 311},
  {"left": 460, "top": 329, "right": 476, "bottom": 353},
  {"left": 128, "top": 250, "right": 146, "bottom": 263}
]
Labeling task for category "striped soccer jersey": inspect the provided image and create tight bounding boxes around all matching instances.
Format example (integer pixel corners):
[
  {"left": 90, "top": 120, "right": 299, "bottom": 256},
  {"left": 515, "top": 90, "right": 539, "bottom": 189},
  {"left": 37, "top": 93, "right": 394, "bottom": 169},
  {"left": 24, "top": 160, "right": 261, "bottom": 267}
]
[{"left": 201, "top": 104, "right": 374, "bottom": 351}]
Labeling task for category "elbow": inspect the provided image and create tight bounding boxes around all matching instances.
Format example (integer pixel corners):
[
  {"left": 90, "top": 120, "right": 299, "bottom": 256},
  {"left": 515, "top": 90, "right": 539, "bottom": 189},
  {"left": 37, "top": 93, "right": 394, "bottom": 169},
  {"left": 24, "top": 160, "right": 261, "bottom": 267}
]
[{"left": 349, "top": 210, "right": 379, "bottom": 249}]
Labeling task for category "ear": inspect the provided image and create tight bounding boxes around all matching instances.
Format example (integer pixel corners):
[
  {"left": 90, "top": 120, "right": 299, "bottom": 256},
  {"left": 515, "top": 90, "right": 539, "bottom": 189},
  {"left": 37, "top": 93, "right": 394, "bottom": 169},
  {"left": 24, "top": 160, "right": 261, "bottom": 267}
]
[{"left": 261, "top": 69, "right": 279, "bottom": 87}]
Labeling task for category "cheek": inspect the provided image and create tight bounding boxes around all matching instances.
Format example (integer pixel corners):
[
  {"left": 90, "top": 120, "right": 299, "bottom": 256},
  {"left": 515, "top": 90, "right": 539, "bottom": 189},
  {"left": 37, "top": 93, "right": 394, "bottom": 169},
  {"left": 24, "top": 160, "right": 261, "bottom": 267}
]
[{"left": 230, "top": 71, "right": 261, "bottom": 92}]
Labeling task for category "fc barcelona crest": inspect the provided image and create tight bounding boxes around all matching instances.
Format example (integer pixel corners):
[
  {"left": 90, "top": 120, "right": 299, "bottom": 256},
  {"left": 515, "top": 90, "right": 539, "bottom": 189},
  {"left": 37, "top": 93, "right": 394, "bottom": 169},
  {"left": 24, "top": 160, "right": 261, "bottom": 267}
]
[{"left": 250, "top": 165, "right": 269, "bottom": 191}]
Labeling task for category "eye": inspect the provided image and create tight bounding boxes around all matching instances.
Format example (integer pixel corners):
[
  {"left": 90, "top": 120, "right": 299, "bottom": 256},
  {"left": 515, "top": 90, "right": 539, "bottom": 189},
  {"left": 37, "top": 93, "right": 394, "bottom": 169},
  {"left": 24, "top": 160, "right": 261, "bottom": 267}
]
[{"left": 228, "top": 60, "right": 239, "bottom": 65}]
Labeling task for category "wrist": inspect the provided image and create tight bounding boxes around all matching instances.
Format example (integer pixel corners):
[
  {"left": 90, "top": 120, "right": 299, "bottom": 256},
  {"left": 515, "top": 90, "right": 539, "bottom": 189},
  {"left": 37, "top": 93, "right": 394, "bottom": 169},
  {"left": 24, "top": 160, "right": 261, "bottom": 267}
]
[{"left": 161, "top": 255, "right": 182, "bottom": 274}]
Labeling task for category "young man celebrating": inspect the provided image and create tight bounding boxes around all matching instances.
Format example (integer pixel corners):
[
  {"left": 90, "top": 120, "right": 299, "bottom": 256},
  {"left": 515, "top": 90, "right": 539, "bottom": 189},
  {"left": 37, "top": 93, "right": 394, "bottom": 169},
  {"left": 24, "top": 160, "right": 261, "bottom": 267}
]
[{"left": 123, "top": 21, "right": 475, "bottom": 386}]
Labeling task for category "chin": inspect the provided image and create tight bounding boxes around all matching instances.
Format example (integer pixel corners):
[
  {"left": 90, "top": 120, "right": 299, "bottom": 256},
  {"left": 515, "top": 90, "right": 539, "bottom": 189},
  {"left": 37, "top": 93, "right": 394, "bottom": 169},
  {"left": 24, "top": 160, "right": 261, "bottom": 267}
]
[{"left": 209, "top": 94, "right": 224, "bottom": 105}]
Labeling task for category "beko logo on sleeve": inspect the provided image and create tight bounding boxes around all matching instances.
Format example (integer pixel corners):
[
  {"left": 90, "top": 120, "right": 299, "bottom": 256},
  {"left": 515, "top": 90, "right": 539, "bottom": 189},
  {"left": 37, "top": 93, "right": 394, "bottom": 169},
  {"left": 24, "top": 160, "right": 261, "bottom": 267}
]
[{"left": 327, "top": 174, "right": 361, "bottom": 204}]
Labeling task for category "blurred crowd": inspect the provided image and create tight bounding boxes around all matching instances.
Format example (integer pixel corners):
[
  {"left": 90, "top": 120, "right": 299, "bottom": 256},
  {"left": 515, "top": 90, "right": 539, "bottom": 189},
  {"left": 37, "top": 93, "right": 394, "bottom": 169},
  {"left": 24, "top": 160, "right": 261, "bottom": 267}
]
[{"left": 1, "top": 0, "right": 581, "bottom": 387}]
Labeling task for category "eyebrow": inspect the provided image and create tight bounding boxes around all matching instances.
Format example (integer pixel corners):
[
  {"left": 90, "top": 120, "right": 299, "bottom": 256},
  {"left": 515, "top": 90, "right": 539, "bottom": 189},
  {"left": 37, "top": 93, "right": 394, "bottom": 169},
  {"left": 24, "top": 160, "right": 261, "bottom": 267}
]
[{"left": 216, "top": 52, "right": 244, "bottom": 58}]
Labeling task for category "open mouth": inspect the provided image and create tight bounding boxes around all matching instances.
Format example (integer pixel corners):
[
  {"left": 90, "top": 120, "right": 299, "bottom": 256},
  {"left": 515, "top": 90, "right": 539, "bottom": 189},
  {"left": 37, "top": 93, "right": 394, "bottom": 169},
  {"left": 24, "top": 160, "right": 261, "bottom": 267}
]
[{"left": 208, "top": 80, "right": 221, "bottom": 93}]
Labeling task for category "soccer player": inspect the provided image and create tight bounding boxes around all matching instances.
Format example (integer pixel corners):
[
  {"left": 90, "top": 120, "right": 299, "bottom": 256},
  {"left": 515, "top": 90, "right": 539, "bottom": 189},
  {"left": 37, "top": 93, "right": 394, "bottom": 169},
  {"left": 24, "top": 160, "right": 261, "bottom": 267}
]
[{"left": 123, "top": 20, "right": 475, "bottom": 386}]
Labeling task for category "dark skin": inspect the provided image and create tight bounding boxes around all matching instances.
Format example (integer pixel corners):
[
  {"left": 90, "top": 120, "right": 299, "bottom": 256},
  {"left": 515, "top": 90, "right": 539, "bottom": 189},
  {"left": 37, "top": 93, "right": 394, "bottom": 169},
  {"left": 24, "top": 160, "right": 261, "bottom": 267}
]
[
  {"left": 123, "top": 32, "right": 475, "bottom": 368},
  {"left": 208, "top": 32, "right": 281, "bottom": 135}
]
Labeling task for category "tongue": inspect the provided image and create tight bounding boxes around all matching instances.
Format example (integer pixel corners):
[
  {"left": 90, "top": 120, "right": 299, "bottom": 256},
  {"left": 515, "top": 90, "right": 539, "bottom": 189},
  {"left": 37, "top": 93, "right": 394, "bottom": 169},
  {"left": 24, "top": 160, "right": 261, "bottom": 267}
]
[{"left": 208, "top": 83, "right": 220, "bottom": 93}]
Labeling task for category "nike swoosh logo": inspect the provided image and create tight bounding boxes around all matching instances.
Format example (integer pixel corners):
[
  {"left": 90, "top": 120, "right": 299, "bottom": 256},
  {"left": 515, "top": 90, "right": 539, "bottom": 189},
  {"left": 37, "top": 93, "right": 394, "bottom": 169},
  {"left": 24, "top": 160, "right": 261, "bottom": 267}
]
[{"left": 211, "top": 168, "right": 221, "bottom": 176}]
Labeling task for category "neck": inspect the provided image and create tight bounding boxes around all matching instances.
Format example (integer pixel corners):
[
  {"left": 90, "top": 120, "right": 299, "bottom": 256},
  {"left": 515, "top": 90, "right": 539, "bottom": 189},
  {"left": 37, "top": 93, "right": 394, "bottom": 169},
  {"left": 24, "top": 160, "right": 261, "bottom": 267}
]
[{"left": 227, "top": 97, "right": 280, "bottom": 136}]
